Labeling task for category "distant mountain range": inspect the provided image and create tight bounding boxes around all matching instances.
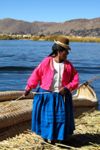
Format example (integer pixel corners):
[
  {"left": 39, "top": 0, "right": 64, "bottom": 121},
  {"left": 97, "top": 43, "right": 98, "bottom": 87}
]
[{"left": 0, "top": 18, "right": 100, "bottom": 37}]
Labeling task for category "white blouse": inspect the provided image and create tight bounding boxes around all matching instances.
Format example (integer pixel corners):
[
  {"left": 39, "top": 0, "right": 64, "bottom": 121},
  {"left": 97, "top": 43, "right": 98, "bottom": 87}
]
[{"left": 51, "top": 59, "right": 64, "bottom": 92}]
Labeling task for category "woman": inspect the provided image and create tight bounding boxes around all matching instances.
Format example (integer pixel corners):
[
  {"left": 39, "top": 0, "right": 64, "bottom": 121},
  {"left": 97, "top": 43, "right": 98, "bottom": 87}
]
[{"left": 24, "top": 37, "right": 79, "bottom": 144}]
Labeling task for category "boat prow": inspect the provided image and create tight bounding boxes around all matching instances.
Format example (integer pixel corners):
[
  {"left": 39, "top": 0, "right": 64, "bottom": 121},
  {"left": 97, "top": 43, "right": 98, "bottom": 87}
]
[{"left": 73, "top": 83, "right": 98, "bottom": 117}]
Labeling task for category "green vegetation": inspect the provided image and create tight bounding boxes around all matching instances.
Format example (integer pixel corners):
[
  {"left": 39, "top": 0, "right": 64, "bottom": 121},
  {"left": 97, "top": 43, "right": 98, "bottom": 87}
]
[{"left": 0, "top": 34, "right": 100, "bottom": 43}]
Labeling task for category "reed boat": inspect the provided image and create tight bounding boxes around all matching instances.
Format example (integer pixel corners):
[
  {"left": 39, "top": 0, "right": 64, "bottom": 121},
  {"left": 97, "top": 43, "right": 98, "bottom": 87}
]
[{"left": 0, "top": 83, "right": 98, "bottom": 140}]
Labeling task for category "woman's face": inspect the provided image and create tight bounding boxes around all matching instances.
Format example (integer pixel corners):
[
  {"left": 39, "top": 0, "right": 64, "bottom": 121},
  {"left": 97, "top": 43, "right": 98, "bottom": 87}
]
[{"left": 59, "top": 50, "right": 69, "bottom": 61}]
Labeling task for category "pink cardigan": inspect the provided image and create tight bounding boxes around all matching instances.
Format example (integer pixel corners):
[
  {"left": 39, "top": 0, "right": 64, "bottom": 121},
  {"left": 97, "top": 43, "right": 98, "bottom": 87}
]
[{"left": 25, "top": 56, "right": 79, "bottom": 91}]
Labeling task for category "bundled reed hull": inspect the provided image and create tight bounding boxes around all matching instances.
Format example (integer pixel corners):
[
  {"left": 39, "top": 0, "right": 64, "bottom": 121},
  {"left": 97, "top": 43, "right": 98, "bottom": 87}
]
[
  {"left": 0, "top": 99, "right": 32, "bottom": 129},
  {"left": 0, "top": 91, "right": 33, "bottom": 102},
  {"left": 73, "top": 100, "right": 97, "bottom": 117}
]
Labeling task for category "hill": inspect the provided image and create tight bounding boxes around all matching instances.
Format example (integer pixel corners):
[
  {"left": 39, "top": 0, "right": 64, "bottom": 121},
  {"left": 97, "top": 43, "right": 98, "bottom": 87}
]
[{"left": 0, "top": 18, "right": 100, "bottom": 37}]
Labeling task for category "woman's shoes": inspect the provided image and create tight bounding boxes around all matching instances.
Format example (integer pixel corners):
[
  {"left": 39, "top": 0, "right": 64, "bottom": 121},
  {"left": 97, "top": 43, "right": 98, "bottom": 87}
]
[
  {"left": 51, "top": 140, "right": 56, "bottom": 145},
  {"left": 43, "top": 139, "right": 56, "bottom": 145}
]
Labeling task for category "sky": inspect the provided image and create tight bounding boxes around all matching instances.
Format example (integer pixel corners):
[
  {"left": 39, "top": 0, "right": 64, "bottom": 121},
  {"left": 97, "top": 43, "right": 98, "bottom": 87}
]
[{"left": 0, "top": 0, "right": 100, "bottom": 22}]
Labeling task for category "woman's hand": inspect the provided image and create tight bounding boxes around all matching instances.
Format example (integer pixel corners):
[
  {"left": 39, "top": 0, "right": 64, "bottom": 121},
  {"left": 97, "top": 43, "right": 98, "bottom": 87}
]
[
  {"left": 24, "top": 90, "right": 30, "bottom": 97},
  {"left": 59, "top": 87, "right": 67, "bottom": 95}
]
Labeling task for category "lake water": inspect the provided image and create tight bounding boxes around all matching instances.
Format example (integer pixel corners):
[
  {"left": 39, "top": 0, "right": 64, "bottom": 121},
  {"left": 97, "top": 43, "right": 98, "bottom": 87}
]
[{"left": 0, "top": 40, "right": 100, "bottom": 109}]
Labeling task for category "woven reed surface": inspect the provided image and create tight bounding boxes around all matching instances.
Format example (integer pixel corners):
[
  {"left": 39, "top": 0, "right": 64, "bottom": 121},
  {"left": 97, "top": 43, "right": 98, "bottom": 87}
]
[
  {"left": 0, "top": 91, "right": 34, "bottom": 102},
  {"left": 0, "top": 121, "right": 31, "bottom": 141},
  {"left": 0, "top": 99, "right": 32, "bottom": 129},
  {"left": 0, "top": 110, "right": 100, "bottom": 150}
]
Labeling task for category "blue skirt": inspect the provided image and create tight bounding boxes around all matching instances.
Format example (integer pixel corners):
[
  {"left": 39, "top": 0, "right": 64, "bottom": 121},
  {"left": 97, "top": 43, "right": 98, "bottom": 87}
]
[{"left": 31, "top": 87, "right": 75, "bottom": 140}]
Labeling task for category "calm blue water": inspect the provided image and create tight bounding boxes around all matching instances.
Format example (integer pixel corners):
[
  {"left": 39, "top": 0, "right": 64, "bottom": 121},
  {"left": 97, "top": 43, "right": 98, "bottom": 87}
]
[{"left": 0, "top": 40, "right": 100, "bottom": 108}]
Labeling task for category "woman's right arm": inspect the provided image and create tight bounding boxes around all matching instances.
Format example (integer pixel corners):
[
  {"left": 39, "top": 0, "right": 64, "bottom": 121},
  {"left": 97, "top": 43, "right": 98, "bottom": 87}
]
[
  {"left": 24, "top": 64, "right": 42, "bottom": 96},
  {"left": 25, "top": 63, "right": 43, "bottom": 91},
  {"left": 24, "top": 57, "right": 50, "bottom": 96}
]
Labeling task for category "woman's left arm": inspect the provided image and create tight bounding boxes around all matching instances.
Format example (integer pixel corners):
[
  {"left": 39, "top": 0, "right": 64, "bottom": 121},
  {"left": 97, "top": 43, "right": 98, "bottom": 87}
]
[{"left": 65, "top": 64, "right": 79, "bottom": 92}]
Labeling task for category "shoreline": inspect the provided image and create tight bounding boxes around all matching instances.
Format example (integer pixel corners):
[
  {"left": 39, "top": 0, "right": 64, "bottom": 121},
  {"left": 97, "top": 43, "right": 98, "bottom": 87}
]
[{"left": 0, "top": 34, "right": 100, "bottom": 43}]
